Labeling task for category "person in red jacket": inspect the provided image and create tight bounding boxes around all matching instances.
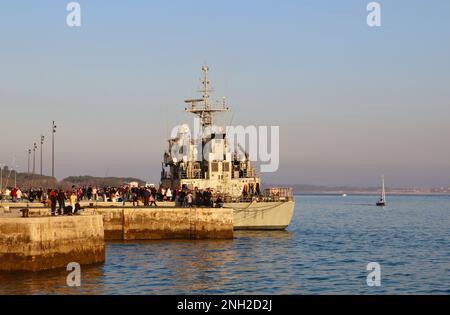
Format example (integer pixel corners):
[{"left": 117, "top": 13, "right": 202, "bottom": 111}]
[{"left": 11, "top": 187, "right": 18, "bottom": 202}]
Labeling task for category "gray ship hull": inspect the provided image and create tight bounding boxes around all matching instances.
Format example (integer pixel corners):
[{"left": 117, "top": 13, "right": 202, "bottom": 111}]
[{"left": 224, "top": 201, "right": 295, "bottom": 230}]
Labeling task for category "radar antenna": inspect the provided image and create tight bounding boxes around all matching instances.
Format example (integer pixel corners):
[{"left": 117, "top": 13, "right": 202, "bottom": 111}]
[{"left": 184, "top": 66, "right": 229, "bottom": 127}]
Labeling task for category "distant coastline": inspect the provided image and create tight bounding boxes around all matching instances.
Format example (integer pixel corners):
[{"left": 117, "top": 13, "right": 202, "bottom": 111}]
[
  {"left": 294, "top": 192, "right": 450, "bottom": 196},
  {"left": 266, "top": 184, "right": 450, "bottom": 196}
]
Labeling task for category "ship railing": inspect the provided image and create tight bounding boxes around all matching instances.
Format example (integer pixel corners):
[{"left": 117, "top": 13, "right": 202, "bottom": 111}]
[
  {"left": 180, "top": 173, "right": 203, "bottom": 179},
  {"left": 217, "top": 187, "right": 294, "bottom": 203},
  {"left": 262, "top": 187, "right": 294, "bottom": 201}
]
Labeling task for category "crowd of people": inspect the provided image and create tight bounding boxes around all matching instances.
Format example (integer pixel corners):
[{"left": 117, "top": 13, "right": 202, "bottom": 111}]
[{"left": 0, "top": 184, "right": 227, "bottom": 215}]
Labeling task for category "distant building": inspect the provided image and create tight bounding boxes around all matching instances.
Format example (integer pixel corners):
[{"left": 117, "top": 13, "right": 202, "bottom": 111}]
[{"left": 128, "top": 181, "right": 139, "bottom": 188}]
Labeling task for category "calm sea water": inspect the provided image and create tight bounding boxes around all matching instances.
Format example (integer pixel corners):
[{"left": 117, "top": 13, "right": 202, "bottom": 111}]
[{"left": 1, "top": 195, "right": 449, "bottom": 295}]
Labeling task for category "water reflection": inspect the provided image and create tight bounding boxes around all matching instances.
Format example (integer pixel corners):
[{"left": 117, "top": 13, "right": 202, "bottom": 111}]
[
  {"left": 0, "top": 264, "right": 104, "bottom": 295},
  {"left": 234, "top": 230, "right": 294, "bottom": 240}
]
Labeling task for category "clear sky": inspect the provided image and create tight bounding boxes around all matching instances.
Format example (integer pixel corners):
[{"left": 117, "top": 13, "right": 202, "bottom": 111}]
[{"left": 0, "top": 0, "right": 449, "bottom": 187}]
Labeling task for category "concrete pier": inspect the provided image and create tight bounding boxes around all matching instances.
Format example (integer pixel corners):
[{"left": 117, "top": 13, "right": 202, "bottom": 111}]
[
  {"left": 0, "top": 215, "right": 105, "bottom": 271},
  {"left": 83, "top": 207, "right": 234, "bottom": 240},
  {"left": 1, "top": 202, "right": 233, "bottom": 242}
]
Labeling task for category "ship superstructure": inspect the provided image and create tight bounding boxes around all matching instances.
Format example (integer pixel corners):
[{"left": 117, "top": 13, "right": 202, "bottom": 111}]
[
  {"left": 161, "top": 66, "right": 260, "bottom": 199},
  {"left": 160, "top": 66, "right": 295, "bottom": 230}
]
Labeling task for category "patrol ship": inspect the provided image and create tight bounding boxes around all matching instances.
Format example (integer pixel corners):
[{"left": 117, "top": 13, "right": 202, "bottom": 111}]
[{"left": 161, "top": 66, "right": 295, "bottom": 230}]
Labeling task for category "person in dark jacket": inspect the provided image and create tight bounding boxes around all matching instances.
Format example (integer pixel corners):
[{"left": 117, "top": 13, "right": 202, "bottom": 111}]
[
  {"left": 143, "top": 188, "right": 150, "bottom": 206},
  {"left": 203, "top": 189, "right": 212, "bottom": 207},
  {"left": 57, "top": 190, "right": 66, "bottom": 215}
]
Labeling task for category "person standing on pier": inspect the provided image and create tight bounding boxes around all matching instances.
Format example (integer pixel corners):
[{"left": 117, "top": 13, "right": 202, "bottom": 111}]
[
  {"left": 87, "top": 186, "right": 93, "bottom": 200},
  {"left": 186, "top": 192, "right": 193, "bottom": 208},
  {"left": 57, "top": 190, "right": 66, "bottom": 215},
  {"left": 149, "top": 189, "right": 157, "bottom": 207},
  {"left": 50, "top": 189, "right": 58, "bottom": 216},
  {"left": 16, "top": 188, "right": 23, "bottom": 202},
  {"left": 92, "top": 186, "right": 98, "bottom": 201},
  {"left": 70, "top": 192, "right": 77, "bottom": 210},
  {"left": 11, "top": 187, "right": 17, "bottom": 202},
  {"left": 132, "top": 190, "right": 138, "bottom": 206},
  {"left": 143, "top": 188, "right": 150, "bottom": 206}
]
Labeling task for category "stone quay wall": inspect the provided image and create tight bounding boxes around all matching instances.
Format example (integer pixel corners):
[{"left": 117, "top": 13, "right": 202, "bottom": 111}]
[
  {"left": 83, "top": 207, "right": 234, "bottom": 240},
  {"left": 0, "top": 215, "right": 105, "bottom": 271}
]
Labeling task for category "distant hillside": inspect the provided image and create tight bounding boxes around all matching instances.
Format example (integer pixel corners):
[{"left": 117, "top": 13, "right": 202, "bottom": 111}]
[
  {"left": 0, "top": 168, "right": 57, "bottom": 189},
  {"left": 62, "top": 176, "right": 146, "bottom": 188},
  {"left": 0, "top": 166, "right": 147, "bottom": 190}
]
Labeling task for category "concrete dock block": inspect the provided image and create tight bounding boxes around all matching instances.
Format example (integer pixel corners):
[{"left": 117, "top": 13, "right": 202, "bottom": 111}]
[
  {"left": 84, "top": 207, "right": 234, "bottom": 240},
  {"left": 0, "top": 215, "right": 105, "bottom": 271},
  {"left": 123, "top": 208, "right": 234, "bottom": 240}
]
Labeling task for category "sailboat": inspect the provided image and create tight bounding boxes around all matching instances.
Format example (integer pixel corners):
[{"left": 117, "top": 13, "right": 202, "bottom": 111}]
[{"left": 376, "top": 175, "right": 386, "bottom": 207}]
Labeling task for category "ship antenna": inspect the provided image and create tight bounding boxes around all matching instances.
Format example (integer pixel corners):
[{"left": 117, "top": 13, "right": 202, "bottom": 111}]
[
  {"left": 184, "top": 66, "right": 229, "bottom": 128},
  {"left": 202, "top": 65, "right": 210, "bottom": 109}
]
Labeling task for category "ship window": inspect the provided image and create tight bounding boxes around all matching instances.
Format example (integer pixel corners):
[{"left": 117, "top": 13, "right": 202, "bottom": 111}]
[
  {"left": 223, "top": 162, "right": 230, "bottom": 172},
  {"left": 211, "top": 162, "right": 219, "bottom": 172}
]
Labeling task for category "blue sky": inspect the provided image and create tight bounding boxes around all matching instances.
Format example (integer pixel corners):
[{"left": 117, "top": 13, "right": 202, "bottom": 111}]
[{"left": 0, "top": 0, "right": 449, "bottom": 186}]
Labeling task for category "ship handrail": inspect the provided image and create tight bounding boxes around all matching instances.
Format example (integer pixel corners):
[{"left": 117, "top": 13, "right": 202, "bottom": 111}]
[
  {"left": 263, "top": 187, "right": 293, "bottom": 198},
  {"left": 214, "top": 187, "right": 294, "bottom": 203}
]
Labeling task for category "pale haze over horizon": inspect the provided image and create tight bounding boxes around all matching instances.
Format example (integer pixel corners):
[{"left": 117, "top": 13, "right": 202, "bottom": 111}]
[{"left": 1, "top": 1, "right": 449, "bottom": 187}]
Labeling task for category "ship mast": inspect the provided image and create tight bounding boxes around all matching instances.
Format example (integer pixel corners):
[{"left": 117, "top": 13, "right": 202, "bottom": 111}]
[
  {"left": 202, "top": 66, "right": 210, "bottom": 110},
  {"left": 184, "top": 66, "right": 229, "bottom": 128},
  {"left": 381, "top": 174, "right": 386, "bottom": 202}
]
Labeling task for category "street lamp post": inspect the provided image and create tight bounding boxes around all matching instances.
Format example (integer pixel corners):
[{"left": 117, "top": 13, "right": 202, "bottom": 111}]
[
  {"left": 13, "top": 165, "right": 18, "bottom": 188},
  {"left": 0, "top": 162, "right": 4, "bottom": 198},
  {"left": 40, "top": 135, "right": 45, "bottom": 176},
  {"left": 33, "top": 142, "right": 37, "bottom": 174},
  {"left": 28, "top": 149, "right": 31, "bottom": 173},
  {"left": 52, "top": 121, "right": 57, "bottom": 178}
]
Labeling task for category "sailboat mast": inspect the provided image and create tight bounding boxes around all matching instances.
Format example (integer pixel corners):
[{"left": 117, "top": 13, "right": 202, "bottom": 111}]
[{"left": 381, "top": 175, "right": 386, "bottom": 201}]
